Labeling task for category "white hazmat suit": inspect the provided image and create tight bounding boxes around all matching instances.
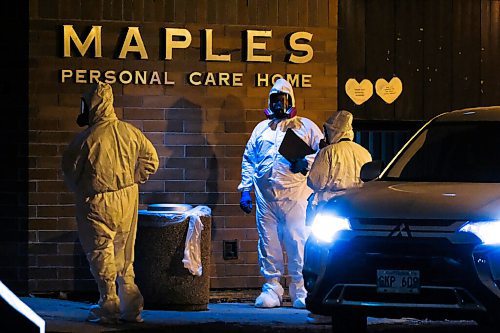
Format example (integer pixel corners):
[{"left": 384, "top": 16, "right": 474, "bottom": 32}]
[
  {"left": 62, "top": 82, "right": 159, "bottom": 323},
  {"left": 238, "top": 79, "right": 323, "bottom": 308},
  {"left": 307, "top": 110, "right": 372, "bottom": 224}
]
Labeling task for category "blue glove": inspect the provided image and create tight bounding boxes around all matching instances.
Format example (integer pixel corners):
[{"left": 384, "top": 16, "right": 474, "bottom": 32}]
[
  {"left": 239, "top": 191, "right": 253, "bottom": 214},
  {"left": 290, "top": 158, "right": 309, "bottom": 175}
]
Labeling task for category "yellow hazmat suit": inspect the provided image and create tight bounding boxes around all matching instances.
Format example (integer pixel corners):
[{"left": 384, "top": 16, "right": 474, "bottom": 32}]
[
  {"left": 306, "top": 110, "right": 372, "bottom": 224},
  {"left": 62, "top": 82, "right": 159, "bottom": 323}
]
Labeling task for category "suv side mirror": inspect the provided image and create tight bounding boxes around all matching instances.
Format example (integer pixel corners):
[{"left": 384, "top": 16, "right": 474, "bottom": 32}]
[{"left": 360, "top": 160, "right": 384, "bottom": 182}]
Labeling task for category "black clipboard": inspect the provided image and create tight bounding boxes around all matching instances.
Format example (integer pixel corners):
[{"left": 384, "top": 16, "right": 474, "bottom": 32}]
[{"left": 278, "top": 128, "right": 316, "bottom": 162}]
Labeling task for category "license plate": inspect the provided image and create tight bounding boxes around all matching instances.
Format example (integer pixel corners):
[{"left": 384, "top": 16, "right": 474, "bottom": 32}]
[{"left": 377, "top": 269, "right": 420, "bottom": 294}]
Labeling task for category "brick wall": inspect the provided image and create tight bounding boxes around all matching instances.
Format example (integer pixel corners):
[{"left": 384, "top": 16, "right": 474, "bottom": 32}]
[{"left": 28, "top": 0, "right": 338, "bottom": 292}]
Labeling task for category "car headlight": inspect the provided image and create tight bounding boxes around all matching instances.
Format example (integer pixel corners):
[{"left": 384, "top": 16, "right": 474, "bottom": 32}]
[
  {"left": 459, "top": 221, "right": 500, "bottom": 245},
  {"left": 311, "top": 213, "right": 351, "bottom": 243}
]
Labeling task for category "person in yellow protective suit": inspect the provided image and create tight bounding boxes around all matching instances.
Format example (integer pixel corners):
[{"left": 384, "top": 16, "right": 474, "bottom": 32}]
[
  {"left": 62, "top": 81, "right": 159, "bottom": 324},
  {"left": 305, "top": 111, "right": 371, "bottom": 325},
  {"left": 306, "top": 110, "right": 372, "bottom": 225}
]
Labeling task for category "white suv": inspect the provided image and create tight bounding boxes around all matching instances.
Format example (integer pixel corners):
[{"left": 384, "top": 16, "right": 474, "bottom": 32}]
[{"left": 303, "top": 106, "right": 500, "bottom": 332}]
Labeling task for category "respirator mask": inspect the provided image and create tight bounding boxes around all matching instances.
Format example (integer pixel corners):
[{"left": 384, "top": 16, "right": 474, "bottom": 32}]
[{"left": 265, "top": 92, "right": 296, "bottom": 119}]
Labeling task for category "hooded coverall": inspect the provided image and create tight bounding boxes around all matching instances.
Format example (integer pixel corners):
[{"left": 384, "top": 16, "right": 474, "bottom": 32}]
[
  {"left": 238, "top": 79, "right": 323, "bottom": 308},
  {"left": 307, "top": 110, "right": 372, "bottom": 219},
  {"left": 62, "top": 82, "right": 159, "bottom": 323}
]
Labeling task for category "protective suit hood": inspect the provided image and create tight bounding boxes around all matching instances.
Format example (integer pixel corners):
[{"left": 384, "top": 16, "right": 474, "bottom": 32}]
[
  {"left": 268, "top": 78, "right": 295, "bottom": 108},
  {"left": 82, "top": 81, "right": 117, "bottom": 126},
  {"left": 265, "top": 78, "right": 297, "bottom": 119},
  {"left": 324, "top": 110, "right": 354, "bottom": 144}
]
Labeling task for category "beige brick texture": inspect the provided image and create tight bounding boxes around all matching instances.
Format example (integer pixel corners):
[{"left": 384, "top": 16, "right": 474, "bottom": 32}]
[{"left": 28, "top": 0, "right": 338, "bottom": 293}]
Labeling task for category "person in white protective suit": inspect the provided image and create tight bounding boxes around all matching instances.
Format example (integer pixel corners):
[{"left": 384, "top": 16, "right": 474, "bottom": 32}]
[
  {"left": 238, "top": 78, "right": 323, "bottom": 309},
  {"left": 62, "top": 81, "right": 159, "bottom": 324},
  {"left": 306, "top": 110, "right": 372, "bottom": 223}
]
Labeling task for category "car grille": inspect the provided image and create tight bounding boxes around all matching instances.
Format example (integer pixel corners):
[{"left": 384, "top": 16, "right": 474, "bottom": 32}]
[
  {"left": 324, "top": 284, "right": 486, "bottom": 311},
  {"left": 331, "top": 237, "right": 477, "bottom": 286},
  {"left": 354, "top": 218, "right": 459, "bottom": 227}
]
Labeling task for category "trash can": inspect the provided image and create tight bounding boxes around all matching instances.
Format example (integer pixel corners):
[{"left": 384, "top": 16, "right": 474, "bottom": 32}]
[{"left": 134, "top": 204, "right": 211, "bottom": 311}]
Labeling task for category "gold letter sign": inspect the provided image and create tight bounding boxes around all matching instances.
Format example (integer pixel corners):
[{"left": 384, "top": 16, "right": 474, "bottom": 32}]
[
  {"left": 202, "top": 29, "right": 231, "bottom": 62},
  {"left": 118, "top": 27, "right": 149, "bottom": 59},
  {"left": 287, "top": 32, "right": 314, "bottom": 64},
  {"left": 63, "top": 25, "right": 102, "bottom": 58},
  {"left": 164, "top": 28, "right": 192, "bottom": 60},
  {"left": 245, "top": 30, "right": 272, "bottom": 63}
]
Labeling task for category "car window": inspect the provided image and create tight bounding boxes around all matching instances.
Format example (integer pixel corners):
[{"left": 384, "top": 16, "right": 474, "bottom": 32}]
[{"left": 383, "top": 121, "right": 500, "bottom": 182}]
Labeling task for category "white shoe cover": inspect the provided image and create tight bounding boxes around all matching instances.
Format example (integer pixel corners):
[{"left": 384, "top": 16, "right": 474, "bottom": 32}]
[
  {"left": 118, "top": 283, "right": 144, "bottom": 323},
  {"left": 254, "top": 282, "right": 283, "bottom": 308},
  {"left": 289, "top": 281, "right": 307, "bottom": 302},
  {"left": 121, "top": 313, "right": 144, "bottom": 323},
  {"left": 87, "top": 301, "right": 120, "bottom": 324},
  {"left": 292, "top": 297, "right": 306, "bottom": 309},
  {"left": 306, "top": 313, "right": 332, "bottom": 325}
]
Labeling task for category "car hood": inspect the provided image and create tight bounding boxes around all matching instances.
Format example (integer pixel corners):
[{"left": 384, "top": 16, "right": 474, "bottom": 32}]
[{"left": 328, "top": 181, "right": 500, "bottom": 221}]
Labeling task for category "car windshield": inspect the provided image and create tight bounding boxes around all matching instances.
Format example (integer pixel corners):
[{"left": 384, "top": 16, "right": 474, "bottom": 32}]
[{"left": 382, "top": 121, "right": 500, "bottom": 182}]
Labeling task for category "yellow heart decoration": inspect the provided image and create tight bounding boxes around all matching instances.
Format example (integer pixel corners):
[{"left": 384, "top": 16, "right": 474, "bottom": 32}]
[
  {"left": 345, "top": 79, "right": 373, "bottom": 105},
  {"left": 375, "top": 77, "right": 403, "bottom": 104}
]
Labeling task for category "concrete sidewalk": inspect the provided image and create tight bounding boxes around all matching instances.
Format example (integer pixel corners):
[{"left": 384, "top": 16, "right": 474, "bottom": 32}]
[
  {"left": 21, "top": 296, "right": 481, "bottom": 333},
  {"left": 21, "top": 296, "right": 331, "bottom": 333}
]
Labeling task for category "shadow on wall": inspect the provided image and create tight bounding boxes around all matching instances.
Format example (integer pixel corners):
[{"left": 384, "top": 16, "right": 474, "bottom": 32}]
[
  {"left": 207, "top": 94, "right": 247, "bottom": 243},
  {"left": 165, "top": 98, "right": 219, "bottom": 209}
]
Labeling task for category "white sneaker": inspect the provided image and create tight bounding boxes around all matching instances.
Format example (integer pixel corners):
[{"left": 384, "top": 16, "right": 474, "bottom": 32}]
[
  {"left": 292, "top": 297, "right": 306, "bottom": 309},
  {"left": 306, "top": 313, "right": 332, "bottom": 325}
]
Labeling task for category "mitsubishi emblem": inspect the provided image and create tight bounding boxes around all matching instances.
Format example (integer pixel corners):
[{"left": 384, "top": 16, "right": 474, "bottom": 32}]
[{"left": 389, "top": 222, "right": 412, "bottom": 238}]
